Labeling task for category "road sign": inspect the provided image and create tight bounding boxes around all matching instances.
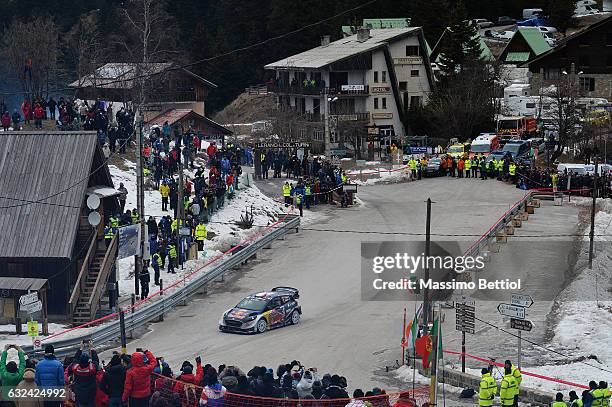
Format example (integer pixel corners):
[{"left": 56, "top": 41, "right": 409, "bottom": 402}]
[
  {"left": 32, "top": 337, "right": 42, "bottom": 351},
  {"left": 19, "top": 292, "right": 38, "bottom": 306},
  {"left": 456, "top": 300, "right": 476, "bottom": 334},
  {"left": 20, "top": 300, "right": 42, "bottom": 314},
  {"left": 27, "top": 321, "right": 39, "bottom": 337},
  {"left": 511, "top": 318, "right": 533, "bottom": 332},
  {"left": 498, "top": 303, "right": 525, "bottom": 319},
  {"left": 456, "top": 325, "right": 475, "bottom": 334},
  {"left": 511, "top": 294, "right": 534, "bottom": 308}
]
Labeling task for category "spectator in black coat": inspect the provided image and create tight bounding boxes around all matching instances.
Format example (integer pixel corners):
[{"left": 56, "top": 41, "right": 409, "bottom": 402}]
[
  {"left": 324, "top": 375, "right": 349, "bottom": 399},
  {"left": 100, "top": 354, "right": 126, "bottom": 407}
]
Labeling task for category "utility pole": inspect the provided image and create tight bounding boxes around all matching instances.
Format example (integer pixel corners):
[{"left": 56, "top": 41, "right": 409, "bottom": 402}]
[
  {"left": 324, "top": 90, "right": 331, "bottom": 158},
  {"left": 177, "top": 140, "right": 185, "bottom": 269},
  {"left": 423, "top": 198, "right": 432, "bottom": 327},
  {"left": 589, "top": 157, "right": 598, "bottom": 268},
  {"left": 134, "top": 114, "right": 145, "bottom": 296}
]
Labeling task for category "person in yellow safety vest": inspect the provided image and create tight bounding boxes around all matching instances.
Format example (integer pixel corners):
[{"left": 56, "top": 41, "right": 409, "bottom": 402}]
[
  {"left": 183, "top": 196, "right": 189, "bottom": 210},
  {"left": 295, "top": 193, "right": 303, "bottom": 217},
  {"left": 104, "top": 223, "right": 114, "bottom": 248},
  {"left": 282, "top": 182, "right": 291, "bottom": 207},
  {"left": 509, "top": 162, "right": 517, "bottom": 182},
  {"left": 167, "top": 243, "right": 177, "bottom": 274},
  {"left": 495, "top": 158, "right": 503, "bottom": 177},
  {"left": 131, "top": 208, "right": 139, "bottom": 224},
  {"left": 591, "top": 381, "right": 605, "bottom": 407},
  {"left": 408, "top": 158, "right": 417, "bottom": 179},
  {"left": 568, "top": 391, "right": 583, "bottom": 407},
  {"left": 600, "top": 382, "right": 611, "bottom": 407},
  {"left": 551, "top": 172, "right": 559, "bottom": 192},
  {"left": 110, "top": 215, "right": 119, "bottom": 231},
  {"left": 171, "top": 218, "right": 178, "bottom": 233},
  {"left": 478, "top": 368, "right": 497, "bottom": 407},
  {"left": 152, "top": 251, "right": 162, "bottom": 285},
  {"left": 195, "top": 222, "right": 207, "bottom": 251},
  {"left": 159, "top": 181, "right": 170, "bottom": 212},
  {"left": 553, "top": 392, "right": 568, "bottom": 407},
  {"left": 504, "top": 360, "right": 522, "bottom": 388},
  {"left": 305, "top": 184, "right": 311, "bottom": 209},
  {"left": 465, "top": 158, "right": 472, "bottom": 178},
  {"left": 341, "top": 172, "right": 347, "bottom": 184},
  {"left": 499, "top": 367, "right": 518, "bottom": 407}
]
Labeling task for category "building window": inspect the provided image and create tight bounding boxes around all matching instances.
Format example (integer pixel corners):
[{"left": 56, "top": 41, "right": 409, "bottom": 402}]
[
  {"left": 374, "top": 97, "right": 379, "bottom": 109},
  {"left": 410, "top": 69, "right": 419, "bottom": 77},
  {"left": 399, "top": 81, "right": 407, "bottom": 91},
  {"left": 579, "top": 77, "right": 595, "bottom": 92},
  {"left": 382, "top": 71, "right": 387, "bottom": 82},
  {"left": 382, "top": 97, "right": 387, "bottom": 109},
  {"left": 374, "top": 71, "right": 379, "bottom": 83},
  {"left": 526, "top": 102, "right": 536, "bottom": 109},
  {"left": 313, "top": 129, "right": 323, "bottom": 141},
  {"left": 406, "top": 45, "right": 420, "bottom": 56},
  {"left": 410, "top": 96, "right": 422, "bottom": 108},
  {"left": 544, "top": 68, "right": 560, "bottom": 80}
]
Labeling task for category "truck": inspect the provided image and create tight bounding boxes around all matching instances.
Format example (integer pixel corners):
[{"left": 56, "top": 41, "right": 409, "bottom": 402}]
[
  {"left": 496, "top": 116, "right": 537, "bottom": 143},
  {"left": 469, "top": 134, "right": 500, "bottom": 158},
  {"left": 447, "top": 142, "right": 471, "bottom": 159}
]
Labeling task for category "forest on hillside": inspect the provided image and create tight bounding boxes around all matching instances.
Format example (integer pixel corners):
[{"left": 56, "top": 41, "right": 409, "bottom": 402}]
[{"left": 0, "top": 0, "right": 549, "bottom": 113}]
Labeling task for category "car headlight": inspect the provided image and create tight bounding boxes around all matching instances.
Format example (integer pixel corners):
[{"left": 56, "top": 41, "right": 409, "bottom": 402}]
[{"left": 244, "top": 315, "right": 257, "bottom": 322}]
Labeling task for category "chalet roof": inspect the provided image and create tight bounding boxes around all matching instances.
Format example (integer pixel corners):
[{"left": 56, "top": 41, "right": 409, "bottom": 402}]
[
  {"left": 265, "top": 28, "right": 421, "bottom": 70},
  {"left": 342, "top": 18, "right": 411, "bottom": 36},
  {"left": 0, "top": 277, "right": 47, "bottom": 291},
  {"left": 500, "top": 27, "right": 551, "bottom": 63},
  {"left": 147, "top": 109, "right": 233, "bottom": 135},
  {"left": 0, "top": 132, "right": 109, "bottom": 259},
  {"left": 68, "top": 62, "right": 217, "bottom": 90},
  {"left": 523, "top": 14, "right": 612, "bottom": 67}
]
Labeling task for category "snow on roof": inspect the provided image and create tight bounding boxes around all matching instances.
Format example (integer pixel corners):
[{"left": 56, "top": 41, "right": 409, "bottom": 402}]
[{"left": 265, "top": 28, "right": 420, "bottom": 70}]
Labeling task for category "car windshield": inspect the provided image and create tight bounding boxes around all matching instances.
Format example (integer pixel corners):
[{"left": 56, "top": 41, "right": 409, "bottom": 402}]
[
  {"left": 448, "top": 146, "right": 464, "bottom": 153},
  {"left": 471, "top": 144, "right": 490, "bottom": 153},
  {"left": 236, "top": 297, "right": 268, "bottom": 311},
  {"left": 503, "top": 144, "right": 522, "bottom": 154},
  {"left": 429, "top": 158, "right": 441, "bottom": 164}
]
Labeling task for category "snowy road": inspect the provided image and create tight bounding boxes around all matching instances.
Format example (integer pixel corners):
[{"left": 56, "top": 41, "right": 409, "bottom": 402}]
[{"left": 105, "top": 177, "right": 537, "bottom": 391}]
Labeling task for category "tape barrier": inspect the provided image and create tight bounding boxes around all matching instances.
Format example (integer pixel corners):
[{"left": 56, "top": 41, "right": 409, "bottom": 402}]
[
  {"left": 532, "top": 187, "right": 593, "bottom": 193},
  {"left": 43, "top": 208, "right": 295, "bottom": 342},
  {"left": 442, "top": 349, "right": 589, "bottom": 389}
]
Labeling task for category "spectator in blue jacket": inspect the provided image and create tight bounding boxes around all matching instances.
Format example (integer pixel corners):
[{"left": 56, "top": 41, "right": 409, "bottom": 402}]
[{"left": 35, "top": 344, "right": 65, "bottom": 390}]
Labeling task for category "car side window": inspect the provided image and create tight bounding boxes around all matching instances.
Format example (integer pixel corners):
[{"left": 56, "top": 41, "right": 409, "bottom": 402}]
[
  {"left": 281, "top": 296, "right": 291, "bottom": 304},
  {"left": 272, "top": 298, "right": 283, "bottom": 308}
]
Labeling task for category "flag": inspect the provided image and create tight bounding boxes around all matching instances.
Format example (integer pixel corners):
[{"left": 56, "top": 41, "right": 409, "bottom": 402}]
[
  {"left": 415, "top": 334, "right": 432, "bottom": 369},
  {"left": 406, "top": 304, "right": 422, "bottom": 350},
  {"left": 428, "top": 317, "right": 443, "bottom": 365}
]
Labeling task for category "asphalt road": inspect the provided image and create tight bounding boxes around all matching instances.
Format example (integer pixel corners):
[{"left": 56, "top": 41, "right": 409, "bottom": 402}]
[{"left": 105, "top": 176, "right": 577, "bottom": 391}]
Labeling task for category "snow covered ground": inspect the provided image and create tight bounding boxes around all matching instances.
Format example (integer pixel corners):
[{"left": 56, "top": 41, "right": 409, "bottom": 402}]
[{"left": 347, "top": 166, "right": 411, "bottom": 185}]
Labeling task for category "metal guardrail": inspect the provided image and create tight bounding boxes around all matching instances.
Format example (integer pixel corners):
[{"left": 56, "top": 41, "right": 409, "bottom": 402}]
[
  {"left": 23, "top": 215, "right": 300, "bottom": 356},
  {"left": 462, "top": 191, "right": 534, "bottom": 259}
]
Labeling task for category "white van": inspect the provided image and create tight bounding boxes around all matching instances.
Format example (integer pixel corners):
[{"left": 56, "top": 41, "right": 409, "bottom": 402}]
[
  {"left": 523, "top": 8, "right": 543, "bottom": 19},
  {"left": 557, "top": 163, "right": 587, "bottom": 175},
  {"left": 584, "top": 163, "right": 612, "bottom": 176}
]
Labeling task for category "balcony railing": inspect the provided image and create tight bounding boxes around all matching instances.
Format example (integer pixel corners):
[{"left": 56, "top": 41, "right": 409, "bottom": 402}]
[{"left": 267, "top": 84, "right": 370, "bottom": 96}]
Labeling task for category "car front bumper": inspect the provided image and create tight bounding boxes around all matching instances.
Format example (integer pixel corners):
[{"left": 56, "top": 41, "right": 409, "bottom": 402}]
[{"left": 219, "top": 317, "right": 259, "bottom": 333}]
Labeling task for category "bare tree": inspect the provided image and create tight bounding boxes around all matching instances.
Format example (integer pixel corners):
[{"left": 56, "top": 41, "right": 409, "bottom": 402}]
[
  {"left": 3, "top": 17, "right": 59, "bottom": 101},
  {"left": 544, "top": 74, "right": 583, "bottom": 162}
]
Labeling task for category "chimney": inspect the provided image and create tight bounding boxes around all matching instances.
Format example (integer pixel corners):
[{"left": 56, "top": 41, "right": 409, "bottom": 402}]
[
  {"left": 321, "top": 35, "right": 331, "bottom": 47},
  {"left": 356, "top": 28, "right": 370, "bottom": 43}
]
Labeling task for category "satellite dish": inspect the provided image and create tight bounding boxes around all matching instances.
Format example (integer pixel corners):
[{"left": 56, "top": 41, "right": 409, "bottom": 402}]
[
  {"left": 87, "top": 194, "right": 100, "bottom": 210},
  {"left": 88, "top": 211, "right": 101, "bottom": 226}
]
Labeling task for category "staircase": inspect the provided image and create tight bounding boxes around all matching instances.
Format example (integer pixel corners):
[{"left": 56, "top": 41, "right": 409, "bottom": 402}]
[{"left": 69, "top": 233, "right": 118, "bottom": 326}]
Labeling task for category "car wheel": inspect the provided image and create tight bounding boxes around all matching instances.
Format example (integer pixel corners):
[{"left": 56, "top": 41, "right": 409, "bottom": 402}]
[
  {"left": 290, "top": 310, "right": 300, "bottom": 325},
  {"left": 256, "top": 318, "right": 267, "bottom": 333}
]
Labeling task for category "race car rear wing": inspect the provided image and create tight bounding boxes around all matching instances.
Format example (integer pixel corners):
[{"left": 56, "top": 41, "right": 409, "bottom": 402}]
[{"left": 271, "top": 286, "right": 300, "bottom": 299}]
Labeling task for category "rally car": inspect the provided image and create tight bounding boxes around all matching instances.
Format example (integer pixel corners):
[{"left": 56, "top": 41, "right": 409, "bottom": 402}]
[{"left": 219, "top": 287, "right": 302, "bottom": 334}]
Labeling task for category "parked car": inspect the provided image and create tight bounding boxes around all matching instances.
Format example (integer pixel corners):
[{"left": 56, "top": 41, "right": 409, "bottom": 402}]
[
  {"left": 522, "top": 8, "right": 543, "bottom": 19},
  {"left": 492, "top": 30, "right": 516, "bottom": 40},
  {"left": 497, "top": 16, "right": 516, "bottom": 26},
  {"left": 424, "top": 157, "right": 444, "bottom": 177},
  {"left": 471, "top": 18, "right": 494, "bottom": 28},
  {"left": 537, "top": 26, "right": 557, "bottom": 34}
]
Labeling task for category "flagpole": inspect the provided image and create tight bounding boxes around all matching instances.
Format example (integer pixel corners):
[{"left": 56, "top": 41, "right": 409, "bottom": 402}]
[
  {"left": 434, "top": 303, "right": 442, "bottom": 407},
  {"left": 412, "top": 301, "right": 417, "bottom": 395},
  {"left": 402, "top": 308, "right": 407, "bottom": 365},
  {"left": 430, "top": 302, "right": 440, "bottom": 406}
]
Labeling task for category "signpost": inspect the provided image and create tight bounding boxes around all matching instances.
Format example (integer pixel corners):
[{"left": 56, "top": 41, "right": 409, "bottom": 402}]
[
  {"left": 20, "top": 300, "right": 42, "bottom": 314},
  {"left": 455, "top": 299, "right": 476, "bottom": 372},
  {"left": 499, "top": 294, "right": 535, "bottom": 369},
  {"left": 19, "top": 292, "right": 38, "bottom": 307},
  {"left": 32, "top": 337, "right": 42, "bottom": 351},
  {"left": 497, "top": 303, "right": 525, "bottom": 319}
]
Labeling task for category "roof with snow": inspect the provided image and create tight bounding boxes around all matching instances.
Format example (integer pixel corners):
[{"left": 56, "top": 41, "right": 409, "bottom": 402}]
[
  {"left": 265, "top": 28, "right": 421, "bottom": 70},
  {"left": 147, "top": 109, "right": 233, "bottom": 135},
  {"left": 68, "top": 62, "right": 217, "bottom": 89},
  {"left": 0, "top": 132, "right": 113, "bottom": 259}
]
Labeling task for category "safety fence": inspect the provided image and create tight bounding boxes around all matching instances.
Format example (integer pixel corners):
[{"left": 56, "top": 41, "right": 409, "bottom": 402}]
[
  {"left": 150, "top": 373, "right": 431, "bottom": 407},
  {"left": 462, "top": 191, "right": 534, "bottom": 258},
  {"left": 21, "top": 213, "right": 301, "bottom": 356}
]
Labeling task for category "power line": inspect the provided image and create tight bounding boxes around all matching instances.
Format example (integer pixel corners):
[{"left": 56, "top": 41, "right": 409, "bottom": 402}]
[
  {"left": 0, "top": 0, "right": 378, "bottom": 97},
  {"left": 443, "top": 301, "right": 612, "bottom": 375}
]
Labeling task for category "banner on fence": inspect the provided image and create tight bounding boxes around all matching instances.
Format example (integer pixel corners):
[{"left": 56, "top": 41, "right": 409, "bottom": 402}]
[{"left": 118, "top": 225, "right": 139, "bottom": 259}]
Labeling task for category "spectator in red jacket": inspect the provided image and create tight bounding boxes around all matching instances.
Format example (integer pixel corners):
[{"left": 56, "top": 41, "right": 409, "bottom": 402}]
[
  {"left": 122, "top": 349, "right": 156, "bottom": 407},
  {"left": 172, "top": 363, "right": 197, "bottom": 407},
  {"left": 1, "top": 111, "right": 10, "bottom": 131},
  {"left": 72, "top": 347, "right": 99, "bottom": 407},
  {"left": 33, "top": 103, "right": 44, "bottom": 129},
  {"left": 21, "top": 100, "right": 31, "bottom": 125},
  {"left": 95, "top": 369, "right": 109, "bottom": 407}
]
